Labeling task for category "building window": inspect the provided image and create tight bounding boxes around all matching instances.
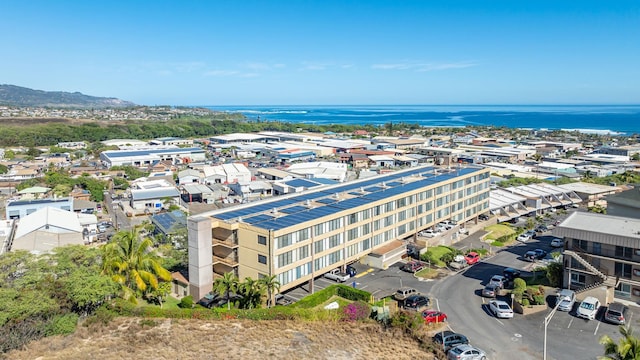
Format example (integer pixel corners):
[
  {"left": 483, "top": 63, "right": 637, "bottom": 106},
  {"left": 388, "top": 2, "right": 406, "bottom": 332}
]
[
  {"left": 276, "top": 234, "right": 293, "bottom": 249},
  {"left": 328, "top": 234, "right": 341, "bottom": 248},
  {"left": 615, "top": 283, "right": 631, "bottom": 299},
  {"left": 277, "top": 251, "right": 293, "bottom": 268},
  {"left": 297, "top": 245, "right": 309, "bottom": 260},
  {"left": 348, "top": 213, "right": 358, "bottom": 225},
  {"left": 615, "top": 263, "right": 632, "bottom": 279},
  {"left": 258, "top": 255, "right": 267, "bottom": 264},
  {"left": 258, "top": 235, "right": 267, "bottom": 245},
  {"left": 570, "top": 273, "right": 585, "bottom": 286},
  {"left": 315, "top": 240, "right": 324, "bottom": 254},
  {"left": 616, "top": 246, "right": 633, "bottom": 259},
  {"left": 314, "top": 223, "right": 325, "bottom": 236}
]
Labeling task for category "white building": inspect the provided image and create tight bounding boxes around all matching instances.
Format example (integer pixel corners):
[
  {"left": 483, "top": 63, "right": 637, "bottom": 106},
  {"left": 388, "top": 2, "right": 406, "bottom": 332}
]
[
  {"left": 100, "top": 147, "right": 207, "bottom": 167},
  {"left": 129, "top": 179, "right": 181, "bottom": 213},
  {"left": 11, "top": 207, "right": 98, "bottom": 253},
  {"left": 202, "top": 163, "right": 252, "bottom": 184}
]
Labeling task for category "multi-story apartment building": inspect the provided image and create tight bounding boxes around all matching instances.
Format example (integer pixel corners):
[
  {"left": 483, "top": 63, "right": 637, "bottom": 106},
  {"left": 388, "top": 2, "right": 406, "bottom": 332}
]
[
  {"left": 188, "top": 165, "right": 491, "bottom": 300},
  {"left": 555, "top": 212, "right": 640, "bottom": 304}
]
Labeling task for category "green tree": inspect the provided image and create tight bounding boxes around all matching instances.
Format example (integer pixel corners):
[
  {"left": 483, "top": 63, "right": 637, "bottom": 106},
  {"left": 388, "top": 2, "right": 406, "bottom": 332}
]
[
  {"left": 632, "top": 153, "right": 640, "bottom": 161},
  {"left": 260, "top": 274, "right": 281, "bottom": 308},
  {"left": 101, "top": 228, "right": 172, "bottom": 303},
  {"left": 600, "top": 326, "right": 640, "bottom": 360},
  {"left": 4, "top": 149, "right": 15, "bottom": 160},
  {"left": 237, "top": 277, "right": 264, "bottom": 309},
  {"left": 213, "top": 272, "right": 239, "bottom": 310},
  {"left": 0, "top": 164, "right": 7, "bottom": 174}
]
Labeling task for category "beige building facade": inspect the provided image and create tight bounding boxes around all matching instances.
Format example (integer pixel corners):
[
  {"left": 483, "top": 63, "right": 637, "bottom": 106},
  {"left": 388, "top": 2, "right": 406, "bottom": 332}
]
[
  {"left": 188, "top": 165, "right": 491, "bottom": 300},
  {"left": 555, "top": 212, "right": 640, "bottom": 304}
]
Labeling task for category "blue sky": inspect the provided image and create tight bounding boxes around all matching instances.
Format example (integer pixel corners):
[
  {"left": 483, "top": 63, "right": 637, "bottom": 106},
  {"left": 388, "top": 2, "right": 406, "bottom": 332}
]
[{"left": 2, "top": 1, "right": 639, "bottom": 105}]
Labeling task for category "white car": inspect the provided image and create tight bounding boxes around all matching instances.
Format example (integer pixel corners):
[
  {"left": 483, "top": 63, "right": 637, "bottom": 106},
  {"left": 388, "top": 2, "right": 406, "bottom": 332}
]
[
  {"left": 488, "top": 300, "right": 514, "bottom": 319},
  {"left": 577, "top": 296, "right": 601, "bottom": 320},
  {"left": 516, "top": 233, "right": 532, "bottom": 242},
  {"left": 420, "top": 229, "right": 441, "bottom": 238},
  {"left": 550, "top": 238, "right": 564, "bottom": 248}
]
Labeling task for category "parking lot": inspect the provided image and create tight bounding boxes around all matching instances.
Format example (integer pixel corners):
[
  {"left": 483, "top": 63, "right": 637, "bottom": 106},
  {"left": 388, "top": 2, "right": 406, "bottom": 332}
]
[{"left": 282, "top": 260, "right": 442, "bottom": 305}]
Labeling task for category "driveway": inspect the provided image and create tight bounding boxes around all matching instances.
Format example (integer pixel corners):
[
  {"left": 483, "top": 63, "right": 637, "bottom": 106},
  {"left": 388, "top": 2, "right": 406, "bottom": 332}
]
[{"left": 430, "top": 235, "right": 630, "bottom": 360}]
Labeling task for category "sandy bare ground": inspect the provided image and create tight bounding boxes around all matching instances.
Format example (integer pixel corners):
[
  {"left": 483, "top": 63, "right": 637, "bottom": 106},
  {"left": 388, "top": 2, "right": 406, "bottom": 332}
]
[{"left": 6, "top": 317, "right": 436, "bottom": 360}]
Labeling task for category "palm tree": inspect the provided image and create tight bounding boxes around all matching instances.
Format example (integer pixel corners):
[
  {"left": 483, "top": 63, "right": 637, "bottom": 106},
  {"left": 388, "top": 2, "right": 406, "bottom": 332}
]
[
  {"left": 600, "top": 326, "right": 640, "bottom": 360},
  {"left": 259, "top": 275, "right": 280, "bottom": 308},
  {"left": 214, "top": 272, "right": 239, "bottom": 310},
  {"left": 101, "top": 228, "right": 171, "bottom": 303},
  {"left": 237, "top": 277, "right": 264, "bottom": 309}
]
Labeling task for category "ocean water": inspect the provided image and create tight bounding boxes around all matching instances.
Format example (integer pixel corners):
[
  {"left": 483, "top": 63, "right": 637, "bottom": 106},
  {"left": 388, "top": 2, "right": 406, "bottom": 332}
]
[{"left": 204, "top": 105, "right": 640, "bottom": 135}]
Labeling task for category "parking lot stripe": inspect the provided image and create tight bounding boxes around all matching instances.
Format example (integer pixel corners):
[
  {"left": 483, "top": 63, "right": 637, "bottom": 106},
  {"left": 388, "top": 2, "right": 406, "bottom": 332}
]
[
  {"left": 567, "top": 318, "right": 573, "bottom": 328},
  {"left": 435, "top": 298, "right": 440, "bottom": 311}
]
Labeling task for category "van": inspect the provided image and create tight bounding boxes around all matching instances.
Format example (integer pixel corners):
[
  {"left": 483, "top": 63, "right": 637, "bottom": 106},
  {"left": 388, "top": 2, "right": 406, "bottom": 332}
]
[
  {"left": 556, "top": 289, "right": 576, "bottom": 312},
  {"left": 605, "top": 302, "right": 628, "bottom": 325},
  {"left": 394, "top": 287, "right": 418, "bottom": 301}
]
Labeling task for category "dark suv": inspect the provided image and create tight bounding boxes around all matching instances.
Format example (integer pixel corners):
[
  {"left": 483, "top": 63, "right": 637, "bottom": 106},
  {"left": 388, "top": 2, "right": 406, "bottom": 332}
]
[
  {"left": 403, "top": 295, "right": 430, "bottom": 311},
  {"left": 433, "top": 330, "right": 469, "bottom": 352},
  {"left": 605, "top": 302, "right": 628, "bottom": 325},
  {"left": 503, "top": 268, "right": 521, "bottom": 287}
]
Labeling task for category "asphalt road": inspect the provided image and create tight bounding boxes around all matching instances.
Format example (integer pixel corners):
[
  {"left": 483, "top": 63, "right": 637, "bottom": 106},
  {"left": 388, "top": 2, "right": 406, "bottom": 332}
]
[{"left": 431, "top": 235, "right": 626, "bottom": 360}]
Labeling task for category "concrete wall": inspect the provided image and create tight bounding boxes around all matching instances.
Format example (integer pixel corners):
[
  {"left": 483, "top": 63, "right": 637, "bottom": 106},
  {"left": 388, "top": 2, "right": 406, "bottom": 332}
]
[{"left": 188, "top": 217, "right": 213, "bottom": 301}]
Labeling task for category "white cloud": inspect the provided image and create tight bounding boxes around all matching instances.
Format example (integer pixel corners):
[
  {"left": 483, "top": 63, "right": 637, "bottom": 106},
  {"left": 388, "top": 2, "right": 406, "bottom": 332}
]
[
  {"left": 300, "top": 61, "right": 354, "bottom": 71},
  {"left": 203, "top": 70, "right": 240, "bottom": 77},
  {"left": 371, "top": 61, "right": 477, "bottom": 72}
]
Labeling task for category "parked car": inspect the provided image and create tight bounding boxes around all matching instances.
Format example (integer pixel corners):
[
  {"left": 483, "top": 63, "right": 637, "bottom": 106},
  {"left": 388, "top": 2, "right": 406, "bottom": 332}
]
[
  {"left": 346, "top": 265, "right": 357, "bottom": 277},
  {"left": 482, "top": 283, "right": 499, "bottom": 298},
  {"left": 525, "top": 230, "right": 536, "bottom": 238},
  {"left": 488, "top": 300, "right": 514, "bottom": 319},
  {"left": 556, "top": 289, "right": 576, "bottom": 312},
  {"left": 197, "top": 293, "right": 218, "bottom": 309},
  {"left": 433, "top": 331, "right": 469, "bottom": 352},
  {"left": 401, "top": 260, "right": 425, "bottom": 273},
  {"left": 458, "top": 227, "right": 470, "bottom": 235},
  {"left": 447, "top": 344, "right": 487, "bottom": 360},
  {"left": 435, "top": 223, "right": 448, "bottom": 232},
  {"left": 516, "top": 233, "right": 532, "bottom": 242},
  {"left": 489, "top": 275, "right": 506, "bottom": 289},
  {"left": 577, "top": 296, "right": 601, "bottom": 320},
  {"left": 324, "top": 269, "right": 350, "bottom": 282},
  {"left": 420, "top": 229, "right": 441, "bottom": 238},
  {"left": 503, "top": 267, "right": 521, "bottom": 282},
  {"left": 535, "top": 224, "right": 549, "bottom": 233},
  {"left": 524, "top": 251, "right": 537, "bottom": 262},
  {"left": 550, "top": 238, "right": 564, "bottom": 248},
  {"left": 404, "top": 294, "right": 430, "bottom": 311},
  {"left": 449, "top": 255, "right": 469, "bottom": 270},
  {"left": 464, "top": 252, "right": 480, "bottom": 265},
  {"left": 440, "top": 221, "right": 456, "bottom": 230},
  {"left": 478, "top": 214, "right": 490, "bottom": 221},
  {"left": 604, "top": 302, "right": 628, "bottom": 325},
  {"left": 274, "top": 294, "right": 293, "bottom": 306},
  {"left": 422, "top": 310, "right": 447, "bottom": 324},
  {"left": 534, "top": 249, "right": 547, "bottom": 260},
  {"left": 394, "top": 287, "right": 419, "bottom": 301}
]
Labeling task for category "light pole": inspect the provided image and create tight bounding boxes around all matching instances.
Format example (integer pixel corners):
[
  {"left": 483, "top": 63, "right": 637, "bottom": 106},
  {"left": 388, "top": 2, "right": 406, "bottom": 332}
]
[{"left": 543, "top": 298, "right": 562, "bottom": 360}]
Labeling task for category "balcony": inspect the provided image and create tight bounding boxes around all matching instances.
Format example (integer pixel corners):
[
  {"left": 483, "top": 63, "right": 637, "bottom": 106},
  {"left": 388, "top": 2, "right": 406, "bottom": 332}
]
[
  {"left": 213, "top": 255, "right": 239, "bottom": 267},
  {"left": 212, "top": 238, "right": 239, "bottom": 249}
]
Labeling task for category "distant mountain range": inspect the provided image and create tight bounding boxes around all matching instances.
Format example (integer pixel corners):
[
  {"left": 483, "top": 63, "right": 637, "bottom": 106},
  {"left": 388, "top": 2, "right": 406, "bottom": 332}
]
[{"left": 0, "top": 84, "right": 136, "bottom": 108}]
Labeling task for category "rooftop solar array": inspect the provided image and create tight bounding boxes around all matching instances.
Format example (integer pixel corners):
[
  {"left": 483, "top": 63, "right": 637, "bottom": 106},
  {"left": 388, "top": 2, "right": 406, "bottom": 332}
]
[{"left": 211, "top": 166, "right": 482, "bottom": 230}]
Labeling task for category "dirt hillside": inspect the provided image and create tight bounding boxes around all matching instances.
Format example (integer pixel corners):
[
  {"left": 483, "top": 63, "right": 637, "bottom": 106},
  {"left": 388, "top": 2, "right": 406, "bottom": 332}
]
[{"left": 6, "top": 317, "right": 436, "bottom": 360}]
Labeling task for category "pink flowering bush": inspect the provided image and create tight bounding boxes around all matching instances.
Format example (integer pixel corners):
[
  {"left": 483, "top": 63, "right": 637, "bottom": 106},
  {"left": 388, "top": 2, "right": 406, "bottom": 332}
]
[{"left": 342, "top": 301, "right": 371, "bottom": 321}]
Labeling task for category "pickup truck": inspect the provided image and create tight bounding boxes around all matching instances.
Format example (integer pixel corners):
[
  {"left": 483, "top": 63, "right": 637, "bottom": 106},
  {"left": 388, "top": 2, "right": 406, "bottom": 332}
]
[{"left": 324, "top": 268, "right": 351, "bottom": 282}]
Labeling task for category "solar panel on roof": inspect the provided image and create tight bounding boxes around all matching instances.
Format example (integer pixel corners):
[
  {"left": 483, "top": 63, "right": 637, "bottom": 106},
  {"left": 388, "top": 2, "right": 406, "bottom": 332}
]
[
  {"left": 316, "top": 198, "right": 337, "bottom": 205},
  {"left": 244, "top": 214, "right": 275, "bottom": 224},
  {"left": 279, "top": 205, "right": 308, "bottom": 214}
]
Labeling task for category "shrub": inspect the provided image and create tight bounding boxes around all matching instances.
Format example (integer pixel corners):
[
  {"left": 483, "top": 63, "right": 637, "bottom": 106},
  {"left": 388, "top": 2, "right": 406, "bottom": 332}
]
[
  {"left": 491, "top": 241, "right": 504, "bottom": 247},
  {"left": 513, "top": 278, "right": 527, "bottom": 293},
  {"left": 521, "top": 298, "right": 530, "bottom": 307},
  {"left": 390, "top": 310, "right": 423, "bottom": 334},
  {"left": 336, "top": 285, "right": 370, "bottom": 302},
  {"left": 45, "top": 313, "right": 79, "bottom": 336},
  {"left": 533, "top": 295, "right": 545, "bottom": 305},
  {"left": 342, "top": 301, "right": 371, "bottom": 321},
  {"left": 178, "top": 295, "right": 193, "bottom": 309},
  {"left": 85, "top": 306, "right": 117, "bottom": 327}
]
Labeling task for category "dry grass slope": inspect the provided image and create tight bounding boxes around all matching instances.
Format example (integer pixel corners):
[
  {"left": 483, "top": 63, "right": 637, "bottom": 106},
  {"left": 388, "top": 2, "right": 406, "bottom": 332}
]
[{"left": 6, "top": 317, "right": 435, "bottom": 360}]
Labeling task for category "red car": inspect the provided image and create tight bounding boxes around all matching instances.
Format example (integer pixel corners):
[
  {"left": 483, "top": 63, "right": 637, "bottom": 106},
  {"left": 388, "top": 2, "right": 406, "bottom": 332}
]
[
  {"left": 422, "top": 310, "right": 448, "bottom": 323},
  {"left": 464, "top": 252, "right": 480, "bottom": 265}
]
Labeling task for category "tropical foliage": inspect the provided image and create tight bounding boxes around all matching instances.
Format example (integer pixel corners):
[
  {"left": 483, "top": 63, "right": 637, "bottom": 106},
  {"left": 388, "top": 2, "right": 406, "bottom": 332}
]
[
  {"left": 600, "top": 326, "right": 640, "bottom": 360},
  {"left": 101, "top": 228, "right": 172, "bottom": 303},
  {"left": 0, "top": 246, "right": 118, "bottom": 352}
]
